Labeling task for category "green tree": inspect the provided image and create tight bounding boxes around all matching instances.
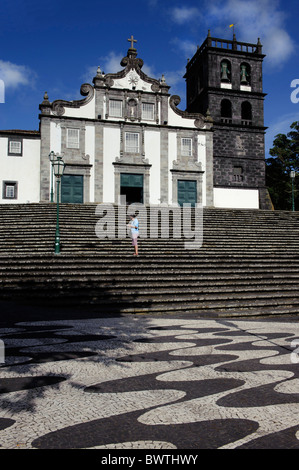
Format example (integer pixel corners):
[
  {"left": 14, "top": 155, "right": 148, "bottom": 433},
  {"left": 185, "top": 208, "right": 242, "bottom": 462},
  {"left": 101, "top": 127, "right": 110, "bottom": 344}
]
[{"left": 266, "top": 121, "right": 299, "bottom": 210}]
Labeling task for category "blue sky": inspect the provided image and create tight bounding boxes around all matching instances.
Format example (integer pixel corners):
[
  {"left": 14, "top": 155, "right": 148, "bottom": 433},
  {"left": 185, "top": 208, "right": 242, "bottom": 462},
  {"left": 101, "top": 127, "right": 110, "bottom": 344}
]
[{"left": 0, "top": 0, "right": 298, "bottom": 156}]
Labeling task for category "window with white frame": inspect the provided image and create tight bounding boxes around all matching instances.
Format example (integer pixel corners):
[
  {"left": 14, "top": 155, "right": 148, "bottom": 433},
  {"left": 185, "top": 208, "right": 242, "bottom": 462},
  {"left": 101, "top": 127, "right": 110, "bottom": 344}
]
[
  {"left": 125, "top": 132, "right": 139, "bottom": 153},
  {"left": 181, "top": 138, "right": 192, "bottom": 157},
  {"left": 8, "top": 140, "right": 22, "bottom": 155},
  {"left": 142, "top": 102, "right": 154, "bottom": 120},
  {"left": 109, "top": 99, "right": 123, "bottom": 117},
  {"left": 67, "top": 128, "right": 80, "bottom": 149}
]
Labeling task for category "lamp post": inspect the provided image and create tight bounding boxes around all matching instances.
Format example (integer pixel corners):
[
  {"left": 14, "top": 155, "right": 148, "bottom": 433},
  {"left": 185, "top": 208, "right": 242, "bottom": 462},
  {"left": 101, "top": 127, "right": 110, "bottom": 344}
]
[
  {"left": 53, "top": 154, "right": 65, "bottom": 254},
  {"left": 49, "top": 151, "right": 55, "bottom": 202},
  {"left": 291, "top": 170, "right": 296, "bottom": 212}
]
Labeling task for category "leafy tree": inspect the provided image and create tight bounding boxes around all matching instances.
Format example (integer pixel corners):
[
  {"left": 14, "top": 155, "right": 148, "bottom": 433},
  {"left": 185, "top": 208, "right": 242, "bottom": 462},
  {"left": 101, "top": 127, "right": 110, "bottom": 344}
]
[{"left": 266, "top": 121, "right": 299, "bottom": 210}]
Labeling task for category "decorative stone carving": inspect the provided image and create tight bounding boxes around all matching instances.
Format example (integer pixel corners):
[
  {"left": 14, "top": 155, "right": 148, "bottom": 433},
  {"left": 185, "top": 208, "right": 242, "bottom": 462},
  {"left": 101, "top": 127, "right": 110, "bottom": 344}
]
[
  {"left": 151, "top": 83, "right": 161, "bottom": 93},
  {"left": 128, "top": 71, "right": 140, "bottom": 87},
  {"left": 104, "top": 76, "right": 114, "bottom": 88},
  {"left": 51, "top": 84, "right": 94, "bottom": 116},
  {"left": 96, "top": 43, "right": 170, "bottom": 95},
  {"left": 172, "top": 159, "right": 202, "bottom": 173},
  {"left": 169, "top": 95, "right": 212, "bottom": 129},
  {"left": 194, "top": 117, "right": 205, "bottom": 128},
  {"left": 120, "top": 54, "right": 144, "bottom": 71},
  {"left": 39, "top": 92, "right": 51, "bottom": 115},
  {"left": 127, "top": 98, "right": 138, "bottom": 120},
  {"left": 115, "top": 154, "right": 149, "bottom": 166}
]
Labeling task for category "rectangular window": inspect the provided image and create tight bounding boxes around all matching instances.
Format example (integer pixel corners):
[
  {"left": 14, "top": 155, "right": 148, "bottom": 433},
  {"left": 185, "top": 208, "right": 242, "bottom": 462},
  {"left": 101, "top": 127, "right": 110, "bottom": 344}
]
[
  {"left": 181, "top": 138, "right": 192, "bottom": 157},
  {"left": 142, "top": 102, "right": 154, "bottom": 120},
  {"left": 3, "top": 181, "right": 18, "bottom": 199},
  {"left": 8, "top": 140, "right": 22, "bottom": 155},
  {"left": 125, "top": 132, "right": 139, "bottom": 153},
  {"left": 67, "top": 129, "right": 80, "bottom": 149},
  {"left": 109, "top": 99, "right": 122, "bottom": 117},
  {"left": 6, "top": 185, "right": 15, "bottom": 198},
  {"left": 233, "top": 166, "right": 244, "bottom": 182}
]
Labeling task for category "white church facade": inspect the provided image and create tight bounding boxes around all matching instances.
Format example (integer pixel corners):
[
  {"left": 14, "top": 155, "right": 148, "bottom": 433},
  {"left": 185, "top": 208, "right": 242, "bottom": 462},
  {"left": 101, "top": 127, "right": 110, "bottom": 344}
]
[{"left": 0, "top": 34, "right": 268, "bottom": 209}]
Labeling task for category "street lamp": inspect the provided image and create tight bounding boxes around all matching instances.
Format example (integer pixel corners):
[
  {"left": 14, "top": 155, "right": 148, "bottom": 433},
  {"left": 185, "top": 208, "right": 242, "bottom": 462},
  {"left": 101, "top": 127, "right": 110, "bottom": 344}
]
[
  {"left": 53, "top": 154, "right": 65, "bottom": 254},
  {"left": 49, "top": 151, "right": 56, "bottom": 202},
  {"left": 291, "top": 170, "right": 296, "bottom": 212}
]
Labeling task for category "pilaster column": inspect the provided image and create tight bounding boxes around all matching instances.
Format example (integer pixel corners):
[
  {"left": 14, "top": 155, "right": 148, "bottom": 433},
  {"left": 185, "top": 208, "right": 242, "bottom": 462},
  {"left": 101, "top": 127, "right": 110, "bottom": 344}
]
[
  {"left": 160, "top": 128, "right": 169, "bottom": 204},
  {"left": 94, "top": 122, "right": 104, "bottom": 202},
  {"left": 40, "top": 116, "right": 51, "bottom": 202},
  {"left": 205, "top": 129, "right": 214, "bottom": 206}
]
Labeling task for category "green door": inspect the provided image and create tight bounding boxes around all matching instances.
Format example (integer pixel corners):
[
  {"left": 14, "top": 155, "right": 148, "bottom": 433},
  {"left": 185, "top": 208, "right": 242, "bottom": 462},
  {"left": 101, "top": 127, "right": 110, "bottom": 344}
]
[
  {"left": 178, "top": 180, "right": 197, "bottom": 207},
  {"left": 121, "top": 173, "right": 143, "bottom": 189},
  {"left": 120, "top": 173, "right": 143, "bottom": 204},
  {"left": 61, "top": 175, "right": 84, "bottom": 203}
]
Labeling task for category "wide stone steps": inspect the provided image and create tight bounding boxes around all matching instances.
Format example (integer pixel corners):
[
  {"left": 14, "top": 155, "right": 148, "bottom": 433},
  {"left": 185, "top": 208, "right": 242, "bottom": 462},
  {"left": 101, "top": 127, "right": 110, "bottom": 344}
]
[
  {"left": 5, "top": 289, "right": 299, "bottom": 317},
  {"left": 1, "top": 261, "right": 299, "bottom": 276},
  {"left": 3, "top": 283, "right": 298, "bottom": 298},
  {"left": 3, "top": 278, "right": 299, "bottom": 309},
  {"left": 1, "top": 203, "right": 299, "bottom": 316}
]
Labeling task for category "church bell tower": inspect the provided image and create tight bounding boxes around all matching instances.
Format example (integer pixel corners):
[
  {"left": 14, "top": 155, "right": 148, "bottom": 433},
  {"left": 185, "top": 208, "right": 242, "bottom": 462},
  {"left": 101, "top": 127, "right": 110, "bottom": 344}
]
[{"left": 184, "top": 31, "right": 271, "bottom": 209}]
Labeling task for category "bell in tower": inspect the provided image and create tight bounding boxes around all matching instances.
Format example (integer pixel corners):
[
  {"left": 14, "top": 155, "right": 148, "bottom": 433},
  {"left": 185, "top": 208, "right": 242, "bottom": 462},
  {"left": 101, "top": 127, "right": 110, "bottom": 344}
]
[
  {"left": 240, "top": 64, "right": 249, "bottom": 84},
  {"left": 221, "top": 61, "right": 230, "bottom": 82}
]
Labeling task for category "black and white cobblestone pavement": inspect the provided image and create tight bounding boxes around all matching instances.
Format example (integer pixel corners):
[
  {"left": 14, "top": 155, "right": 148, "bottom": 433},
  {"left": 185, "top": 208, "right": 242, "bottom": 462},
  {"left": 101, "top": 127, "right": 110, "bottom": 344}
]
[{"left": 1, "top": 308, "right": 299, "bottom": 449}]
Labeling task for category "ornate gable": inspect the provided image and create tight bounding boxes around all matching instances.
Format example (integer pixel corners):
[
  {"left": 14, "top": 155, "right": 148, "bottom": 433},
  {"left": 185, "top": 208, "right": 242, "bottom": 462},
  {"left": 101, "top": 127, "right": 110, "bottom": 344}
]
[{"left": 93, "top": 36, "right": 170, "bottom": 94}]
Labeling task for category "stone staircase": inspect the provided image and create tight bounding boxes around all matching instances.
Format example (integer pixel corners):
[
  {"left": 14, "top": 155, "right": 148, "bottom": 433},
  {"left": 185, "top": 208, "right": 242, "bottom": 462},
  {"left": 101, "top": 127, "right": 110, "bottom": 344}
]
[{"left": 0, "top": 203, "right": 299, "bottom": 317}]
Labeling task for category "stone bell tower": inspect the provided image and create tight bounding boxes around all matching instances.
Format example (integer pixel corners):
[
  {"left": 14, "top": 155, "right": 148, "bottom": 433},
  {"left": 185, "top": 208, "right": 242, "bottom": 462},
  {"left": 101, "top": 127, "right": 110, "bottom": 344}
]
[{"left": 184, "top": 31, "right": 271, "bottom": 209}]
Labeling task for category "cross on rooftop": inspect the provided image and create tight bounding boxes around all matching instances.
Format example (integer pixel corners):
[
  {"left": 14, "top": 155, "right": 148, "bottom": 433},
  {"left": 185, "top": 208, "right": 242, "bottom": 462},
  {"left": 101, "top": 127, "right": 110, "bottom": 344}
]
[{"left": 128, "top": 35, "right": 137, "bottom": 49}]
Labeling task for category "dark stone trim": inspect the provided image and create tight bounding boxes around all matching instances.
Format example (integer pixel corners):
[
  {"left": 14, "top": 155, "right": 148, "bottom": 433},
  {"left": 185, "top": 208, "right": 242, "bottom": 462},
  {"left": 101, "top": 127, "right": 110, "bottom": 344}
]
[
  {"left": 213, "top": 122, "right": 268, "bottom": 131},
  {"left": 64, "top": 163, "right": 93, "bottom": 168},
  {"left": 113, "top": 160, "right": 152, "bottom": 204},
  {"left": 2, "top": 180, "right": 18, "bottom": 199},
  {"left": 202, "top": 86, "right": 267, "bottom": 98},
  {"left": 112, "top": 162, "right": 152, "bottom": 168},
  {"left": 39, "top": 114, "right": 96, "bottom": 123},
  {"left": 40, "top": 114, "right": 215, "bottom": 133},
  {"left": 7, "top": 137, "right": 23, "bottom": 156},
  {"left": 49, "top": 84, "right": 94, "bottom": 117},
  {"left": 0, "top": 130, "right": 40, "bottom": 139},
  {"left": 169, "top": 95, "right": 213, "bottom": 129},
  {"left": 170, "top": 169, "right": 204, "bottom": 174}
]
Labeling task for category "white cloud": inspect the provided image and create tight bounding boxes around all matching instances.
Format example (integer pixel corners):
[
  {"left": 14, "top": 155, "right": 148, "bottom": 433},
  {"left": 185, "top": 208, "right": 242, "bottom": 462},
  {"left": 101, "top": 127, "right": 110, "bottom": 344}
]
[
  {"left": 143, "top": 63, "right": 157, "bottom": 79},
  {"left": 171, "top": 6, "right": 201, "bottom": 24},
  {"left": 84, "top": 51, "right": 124, "bottom": 82},
  {"left": 262, "top": 28, "right": 295, "bottom": 67},
  {"left": 101, "top": 51, "right": 123, "bottom": 74},
  {"left": 0, "top": 60, "right": 35, "bottom": 90},
  {"left": 206, "top": 0, "right": 295, "bottom": 67},
  {"left": 162, "top": 68, "right": 186, "bottom": 88},
  {"left": 169, "top": 0, "right": 295, "bottom": 68},
  {"left": 82, "top": 66, "right": 98, "bottom": 84},
  {"left": 82, "top": 51, "right": 124, "bottom": 83},
  {"left": 171, "top": 38, "right": 198, "bottom": 59}
]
